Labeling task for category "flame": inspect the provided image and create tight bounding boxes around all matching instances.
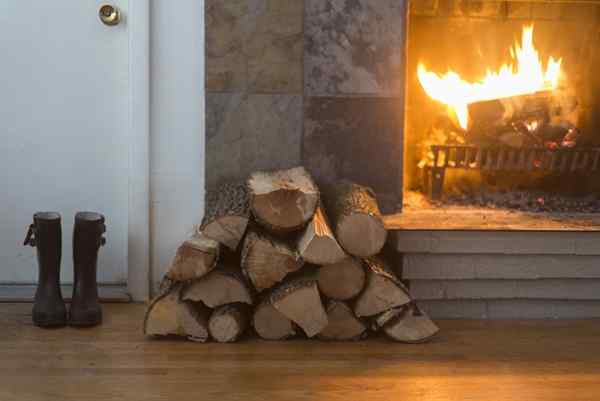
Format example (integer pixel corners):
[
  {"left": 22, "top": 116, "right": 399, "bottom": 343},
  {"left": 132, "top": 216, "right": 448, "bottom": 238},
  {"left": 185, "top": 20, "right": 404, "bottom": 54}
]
[{"left": 418, "top": 25, "right": 562, "bottom": 130}]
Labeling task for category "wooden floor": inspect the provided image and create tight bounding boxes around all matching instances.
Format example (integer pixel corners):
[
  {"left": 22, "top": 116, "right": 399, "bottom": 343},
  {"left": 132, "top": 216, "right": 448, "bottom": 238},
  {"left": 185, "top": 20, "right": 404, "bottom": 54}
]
[{"left": 2, "top": 304, "right": 600, "bottom": 401}]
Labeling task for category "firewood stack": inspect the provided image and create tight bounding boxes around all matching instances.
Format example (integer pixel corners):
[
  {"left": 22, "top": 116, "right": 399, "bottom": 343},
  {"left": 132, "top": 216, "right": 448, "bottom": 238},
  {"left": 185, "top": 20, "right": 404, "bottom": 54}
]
[{"left": 144, "top": 166, "right": 438, "bottom": 343}]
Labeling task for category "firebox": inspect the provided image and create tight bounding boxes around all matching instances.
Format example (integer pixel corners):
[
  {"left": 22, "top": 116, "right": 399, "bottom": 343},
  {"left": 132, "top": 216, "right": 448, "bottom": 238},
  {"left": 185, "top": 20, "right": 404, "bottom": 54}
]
[{"left": 404, "top": 0, "right": 600, "bottom": 216}]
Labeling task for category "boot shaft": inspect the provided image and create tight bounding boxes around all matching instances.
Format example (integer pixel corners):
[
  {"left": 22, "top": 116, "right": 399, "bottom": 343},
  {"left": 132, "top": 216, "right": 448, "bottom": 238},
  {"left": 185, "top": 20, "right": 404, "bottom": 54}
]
[
  {"left": 24, "top": 212, "right": 62, "bottom": 282},
  {"left": 73, "top": 212, "right": 106, "bottom": 289}
]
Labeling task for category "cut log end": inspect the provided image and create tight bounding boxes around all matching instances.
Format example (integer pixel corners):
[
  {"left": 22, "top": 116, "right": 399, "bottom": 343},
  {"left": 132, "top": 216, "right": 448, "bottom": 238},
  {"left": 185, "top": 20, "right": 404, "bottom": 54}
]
[
  {"left": 383, "top": 304, "right": 439, "bottom": 344},
  {"left": 241, "top": 230, "right": 303, "bottom": 292},
  {"left": 318, "top": 301, "right": 367, "bottom": 341},
  {"left": 166, "top": 235, "right": 220, "bottom": 282},
  {"left": 201, "top": 216, "right": 249, "bottom": 251},
  {"left": 317, "top": 258, "right": 365, "bottom": 301},
  {"left": 271, "top": 276, "right": 328, "bottom": 337},
  {"left": 181, "top": 264, "right": 253, "bottom": 308},
  {"left": 298, "top": 206, "right": 347, "bottom": 265},
  {"left": 208, "top": 304, "right": 250, "bottom": 343},
  {"left": 337, "top": 214, "right": 387, "bottom": 258},
  {"left": 354, "top": 256, "right": 411, "bottom": 318},
  {"left": 253, "top": 298, "right": 297, "bottom": 340},
  {"left": 248, "top": 167, "right": 319, "bottom": 232}
]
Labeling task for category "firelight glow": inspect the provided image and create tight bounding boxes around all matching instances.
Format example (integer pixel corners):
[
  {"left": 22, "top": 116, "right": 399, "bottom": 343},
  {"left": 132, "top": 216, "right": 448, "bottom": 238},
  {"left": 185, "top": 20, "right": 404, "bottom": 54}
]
[{"left": 417, "top": 25, "right": 562, "bottom": 130}]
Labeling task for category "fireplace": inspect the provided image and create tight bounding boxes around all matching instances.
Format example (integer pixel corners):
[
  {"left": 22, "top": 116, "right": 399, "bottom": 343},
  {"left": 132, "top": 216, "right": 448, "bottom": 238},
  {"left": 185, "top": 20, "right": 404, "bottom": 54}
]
[{"left": 404, "top": 1, "right": 600, "bottom": 216}]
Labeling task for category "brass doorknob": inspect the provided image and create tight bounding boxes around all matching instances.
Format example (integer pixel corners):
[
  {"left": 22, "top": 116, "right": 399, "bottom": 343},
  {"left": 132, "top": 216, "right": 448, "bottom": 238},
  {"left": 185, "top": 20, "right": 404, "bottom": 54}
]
[{"left": 99, "top": 4, "right": 120, "bottom": 26}]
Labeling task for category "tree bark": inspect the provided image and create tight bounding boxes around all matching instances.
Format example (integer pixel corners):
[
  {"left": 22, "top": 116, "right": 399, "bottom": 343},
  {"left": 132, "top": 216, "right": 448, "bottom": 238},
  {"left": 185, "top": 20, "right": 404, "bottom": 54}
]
[
  {"left": 248, "top": 166, "right": 319, "bottom": 232},
  {"left": 354, "top": 256, "right": 411, "bottom": 318},
  {"left": 166, "top": 234, "right": 220, "bottom": 282},
  {"left": 241, "top": 229, "right": 303, "bottom": 292},
  {"left": 317, "top": 258, "right": 365, "bottom": 301},
  {"left": 270, "top": 272, "right": 328, "bottom": 338},
  {"left": 144, "top": 284, "right": 211, "bottom": 342},
  {"left": 323, "top": 180, "right": 387, "bottom": 257},
  {"left": 200, "top": 180, "right": 250, "bottom": 251},
  {"left": 382, "top": 303, "right": 439, "bottom": 343},
  {"left": 252, "top": 296, "right": 297, "bottom": 340},
  {"left": 317, "top": 300, "right": 367, "bottom": 341},
  {"left": 297, "top": 205, "right": 347, "bottom": 265},
  {"left": 181, "top": 263, "right": 253, "bottom": 308},
  {"left": 208, "top": 303, "right": 250, "bottom": 343}
]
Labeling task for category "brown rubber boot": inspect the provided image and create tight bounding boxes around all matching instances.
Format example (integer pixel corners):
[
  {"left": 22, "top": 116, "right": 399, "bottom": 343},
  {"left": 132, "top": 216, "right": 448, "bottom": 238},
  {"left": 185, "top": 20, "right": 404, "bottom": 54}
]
[
  {"left": 24, "top": 212, "right": 67, "bottom": 327},
  {"left": 69, "top": 212, "right": 106, "bottom": 327}
]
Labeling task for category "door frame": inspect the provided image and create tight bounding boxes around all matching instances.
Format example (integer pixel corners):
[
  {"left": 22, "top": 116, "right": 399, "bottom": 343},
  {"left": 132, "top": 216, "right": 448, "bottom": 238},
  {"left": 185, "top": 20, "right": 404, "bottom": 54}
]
[{"left": 127, "top": 0, "right": 151, "bottom": 301}]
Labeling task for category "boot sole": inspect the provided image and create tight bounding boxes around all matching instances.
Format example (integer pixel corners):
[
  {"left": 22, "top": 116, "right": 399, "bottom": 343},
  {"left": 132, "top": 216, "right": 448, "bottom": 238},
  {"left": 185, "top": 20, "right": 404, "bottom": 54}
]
[
  {"left": 34, "top": 319, "right": 67, "bottom": 328},
  {"left": 68, "top": 319, "right": 102, "bottom": 328}
]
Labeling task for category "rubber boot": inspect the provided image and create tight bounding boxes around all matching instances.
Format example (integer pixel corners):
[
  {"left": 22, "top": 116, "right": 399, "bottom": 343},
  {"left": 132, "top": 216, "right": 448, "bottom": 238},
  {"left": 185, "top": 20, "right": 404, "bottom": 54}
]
[
  {"left": 24, "top": 212, "right": 67, "bottom": 327},
  {"left": 69, "top": 212, "right": 106, "bottom": 327}
]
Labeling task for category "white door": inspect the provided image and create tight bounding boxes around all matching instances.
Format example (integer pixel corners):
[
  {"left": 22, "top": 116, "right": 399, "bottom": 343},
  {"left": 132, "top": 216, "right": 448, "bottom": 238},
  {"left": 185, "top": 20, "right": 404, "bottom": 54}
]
[{"left": 0, "top": 1, "right": 130, "bottom": 285}]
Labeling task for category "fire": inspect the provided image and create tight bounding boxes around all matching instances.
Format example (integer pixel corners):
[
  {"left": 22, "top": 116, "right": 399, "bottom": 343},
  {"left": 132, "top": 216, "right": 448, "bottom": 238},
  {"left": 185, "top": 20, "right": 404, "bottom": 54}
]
[{"left": 418, "top": 25, "right": 562, "bottom": 130}]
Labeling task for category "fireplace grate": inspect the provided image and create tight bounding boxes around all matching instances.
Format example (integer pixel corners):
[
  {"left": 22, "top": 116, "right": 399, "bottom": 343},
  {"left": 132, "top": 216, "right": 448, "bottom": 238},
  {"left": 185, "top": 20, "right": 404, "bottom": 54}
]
[{"left": 425, "top": 145, "right": 600, "bottom": 200}]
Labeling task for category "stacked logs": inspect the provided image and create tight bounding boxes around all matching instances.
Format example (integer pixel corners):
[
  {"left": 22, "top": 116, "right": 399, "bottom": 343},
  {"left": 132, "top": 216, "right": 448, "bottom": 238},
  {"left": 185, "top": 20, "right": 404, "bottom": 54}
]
[{"left": 144, "top": 166, "right": 438, "bottom": 343}]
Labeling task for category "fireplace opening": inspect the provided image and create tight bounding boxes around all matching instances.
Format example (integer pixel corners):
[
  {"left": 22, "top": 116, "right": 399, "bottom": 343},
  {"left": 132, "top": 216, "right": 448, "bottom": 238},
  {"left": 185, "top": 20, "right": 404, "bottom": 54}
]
[{"left": 404, "top": 1, "right": 600, "bottom": 216}]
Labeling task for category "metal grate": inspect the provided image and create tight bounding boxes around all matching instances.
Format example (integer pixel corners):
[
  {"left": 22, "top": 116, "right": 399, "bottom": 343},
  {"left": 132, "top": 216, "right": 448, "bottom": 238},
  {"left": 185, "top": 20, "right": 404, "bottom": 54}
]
[{"left": 425, "top": 145, "right": 600, "bottom": 200}]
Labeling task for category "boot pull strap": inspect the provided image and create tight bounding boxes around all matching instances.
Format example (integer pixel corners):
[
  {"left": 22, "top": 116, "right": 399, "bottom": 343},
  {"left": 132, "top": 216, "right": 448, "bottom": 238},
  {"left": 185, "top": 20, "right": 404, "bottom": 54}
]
[
  {"left": 23, "top": 224, "right": 36, "bottom": 247},
  {"left": 99, "top": 222, "right": 107, "bottom": 247}
]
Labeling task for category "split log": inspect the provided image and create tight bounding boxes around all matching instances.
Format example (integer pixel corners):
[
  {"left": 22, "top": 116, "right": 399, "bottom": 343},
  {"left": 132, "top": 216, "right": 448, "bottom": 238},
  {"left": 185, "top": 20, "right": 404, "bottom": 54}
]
[
  {"left": 323, "top": 181, "right": 387, "bottom": 257},
  {"left": 317, "top": 300, "right": 367, "bottom": 341},
  {"left": 144, "top": 285, "right": 211, "bottom": 342},
  {"left": 382, "top": 304, "right": 439, "bottom": 343},
  {"left": 241, "top": 230, "right": 303, "bottom": 292},
  {"left": 208, "top": 303, "right": 250, "bottom": 343},
  {"left": 271, "top": 273, "right": 328, "bottom": 337},
  {"left": 253, "top": 296, "right": 297, "bottom": 340},
  {"left": 166, "top": 235, "right": 220, "bottom": 282},
  {"left": 317, "top": 258, "right": 365, "bottom": 301},
  {"left": 200, "top": 181, "right": 250, "bottom": 250},
  {"left": 354, "top": 256, "right": 411, "bottom": 318},
  {"left": 248, "top": 166, "right": 319, "bottom": 232},
  {"left": 181, "top": 263, "right": 253, "bottom": 307},
  {"left": 297, "top": 206, "right": 347, "bottom": 265}
]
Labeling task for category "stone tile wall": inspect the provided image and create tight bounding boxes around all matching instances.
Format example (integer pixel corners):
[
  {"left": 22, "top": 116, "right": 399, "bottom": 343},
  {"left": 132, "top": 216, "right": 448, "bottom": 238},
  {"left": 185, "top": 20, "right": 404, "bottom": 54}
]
[{"left": 205, "top": 0, "right": 407, "bottom": 213}]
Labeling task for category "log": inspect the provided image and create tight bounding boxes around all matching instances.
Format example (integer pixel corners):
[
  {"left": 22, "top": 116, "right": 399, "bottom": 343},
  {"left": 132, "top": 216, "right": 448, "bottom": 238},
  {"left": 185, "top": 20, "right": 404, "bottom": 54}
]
[
  {"left": 200, "top": 180, "right": 250, "bottom": 250},
  {"left": 166, "top": 235, "right": 220, "bottom": 282},
  {"left": 271, "top": 273, "right": 328, "bottom": 337},
  {"left": 241, "top": 230, "right": 303, "bottom": 292},
  {"left": 253, "top": 296, "right": 297, "bottom": 340},
  {"left": 208, "top": 303, "right": 250, "bottom": 343},
  {"left": 317, "top": 258, "right": 365, "bottom": 301},
  {"left": 467, "top": 91, "right": 552, "bottom": 143},
  {"left": 323, "top": 181, "right": 387, "bottom": 257},
  {"left": 382, "top": 303, "right": 439, "bottom": 343},
  {"left": 144, "top": 285, "right": 211, "bottom": 342},
  {"left": 317, "top": 300, "right": 367, "bottom": 341},
  {"left": 297, "top": 205, "right": 347, "bottom": 265},
  {"left": 181, "top": 263, "right": 253, "bottom": 307},
  {"left": 248, "top": 166, "right": 319, "bottom": 232},
  {"left": 354, "top": 256, "right": 411, "bottom": 318}
]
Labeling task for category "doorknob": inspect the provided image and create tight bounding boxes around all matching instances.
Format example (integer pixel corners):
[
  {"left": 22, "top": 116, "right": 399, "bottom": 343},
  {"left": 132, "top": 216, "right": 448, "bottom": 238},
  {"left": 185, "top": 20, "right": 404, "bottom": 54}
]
[{"left": 99, "top": 4, "right": 120, "bottom": 26}]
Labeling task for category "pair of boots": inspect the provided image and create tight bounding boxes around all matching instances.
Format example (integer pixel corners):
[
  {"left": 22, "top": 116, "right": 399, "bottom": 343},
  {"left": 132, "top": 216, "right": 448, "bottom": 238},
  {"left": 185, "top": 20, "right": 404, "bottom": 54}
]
[{"left": 24, "top": 211, "right": 106, "bottom": 328}]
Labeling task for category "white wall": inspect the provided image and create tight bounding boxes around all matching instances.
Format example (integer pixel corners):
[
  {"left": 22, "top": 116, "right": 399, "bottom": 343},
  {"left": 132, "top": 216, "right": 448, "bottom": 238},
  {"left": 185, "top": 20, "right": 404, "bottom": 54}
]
[{"left": 150, "top": 0, "right": 205, "bottom": 292}]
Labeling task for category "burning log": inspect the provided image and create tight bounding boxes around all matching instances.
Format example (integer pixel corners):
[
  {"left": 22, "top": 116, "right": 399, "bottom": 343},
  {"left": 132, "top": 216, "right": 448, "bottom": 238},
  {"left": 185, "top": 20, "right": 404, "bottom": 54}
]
[
  {"left": 467, "top": 91, "right": 552, "bottom": 145},
  {"left": 200, "top": 180, "right": 250, "bottom": 251},
  {"left": 144, "top": 284, "right": 211, "bottom": 342},
  {"left": 248, "top": 167, "right": 319, "bottom": 233},
  {"left": 317, "top": 300, "right": 367, "bottom": 341},
  {"left": 208, "top": 303, "right": 250, "bottom": 343},
  {"left": 380, "top": 304, "right": 439, "bottom": 344},
  {"left": 270, "top": 272, "right": 328, "bottom": 338},
  {"left": 354, "top": 256, "right": 411, "bottom": 318},
  {"left": 297, "top": 205, "right": 347, "bottom": 265},
  {"left": 165, "top": 235, "right": 220, "bottom": 282},
  {"left": 317, "top": 258, "right": 366, "bottom": 301},
  {"left": 252, "top": 296, "right": 297, "bottom": 340},
  {"left": 241, "top": 229, "right": 303, "bottom": 292},
  {"left": 181, "top": 263, "right": 253, "bottom": 307},
  {"left": 323, "top": 181, "right": 388, "bottom": 257}
]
